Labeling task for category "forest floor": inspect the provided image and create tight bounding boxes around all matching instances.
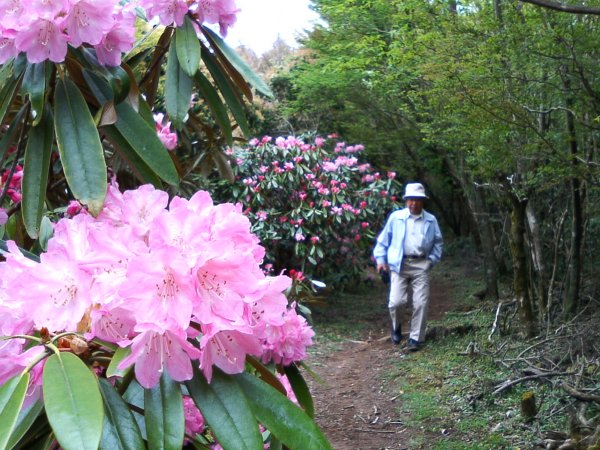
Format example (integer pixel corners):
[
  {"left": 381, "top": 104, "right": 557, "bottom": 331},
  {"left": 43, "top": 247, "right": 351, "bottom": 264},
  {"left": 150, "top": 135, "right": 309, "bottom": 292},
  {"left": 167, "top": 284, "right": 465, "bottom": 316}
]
[
  {"left": 306, "top": 264, "right": 460, "bottom": 450},
  {"left": 303, "top": 248, "right": 600, "bottom": 450}
]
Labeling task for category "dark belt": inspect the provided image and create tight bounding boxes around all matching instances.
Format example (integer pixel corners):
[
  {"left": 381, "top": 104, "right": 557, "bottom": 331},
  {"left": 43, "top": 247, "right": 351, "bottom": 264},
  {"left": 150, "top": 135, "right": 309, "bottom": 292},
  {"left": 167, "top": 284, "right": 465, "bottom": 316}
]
[{"left": 404, "top": 255, "right": 425, "bottom": 260}]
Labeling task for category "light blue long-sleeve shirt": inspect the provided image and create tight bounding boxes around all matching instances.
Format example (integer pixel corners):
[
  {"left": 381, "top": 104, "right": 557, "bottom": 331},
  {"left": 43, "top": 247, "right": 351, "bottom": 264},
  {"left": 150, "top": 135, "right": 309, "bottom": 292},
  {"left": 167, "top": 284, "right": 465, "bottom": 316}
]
[{"left": 373, "top": 208, "right": 443, "bottom": 273}]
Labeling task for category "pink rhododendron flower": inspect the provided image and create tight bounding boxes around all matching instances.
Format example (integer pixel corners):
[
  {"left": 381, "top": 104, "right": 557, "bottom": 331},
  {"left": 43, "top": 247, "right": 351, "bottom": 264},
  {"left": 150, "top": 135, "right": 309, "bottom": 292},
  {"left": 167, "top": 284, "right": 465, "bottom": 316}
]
[
  {"left": 0, "top": 208, "right": 7, "bottom": 225},
  {"left": 94, "top": 10, "right": 136, "bottom": 66},
  {"left": 120, "top": 325, "right": 202, "bottom": 389},
  {"left": 14, "top": 17, "right": 69, "bottom": 63},
  {"left": 65, "top": 0, "right": 117, "bottom": 47}
]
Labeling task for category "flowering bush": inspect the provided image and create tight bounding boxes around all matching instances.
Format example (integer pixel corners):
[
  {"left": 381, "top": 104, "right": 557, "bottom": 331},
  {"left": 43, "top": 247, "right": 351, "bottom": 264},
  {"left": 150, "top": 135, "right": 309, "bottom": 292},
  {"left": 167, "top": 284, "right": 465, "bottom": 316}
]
[
  {"left": 0, "top": 184, "right": 330, "bottom": 449},
  {"left": 210, "top": 135, "right": 402, "bottom": 286}
]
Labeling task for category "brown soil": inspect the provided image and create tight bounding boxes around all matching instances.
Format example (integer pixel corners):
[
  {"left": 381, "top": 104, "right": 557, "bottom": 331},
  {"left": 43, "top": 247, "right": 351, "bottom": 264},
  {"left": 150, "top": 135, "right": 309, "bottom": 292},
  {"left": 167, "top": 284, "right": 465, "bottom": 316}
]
[{"left": 307, "top": 273, "right": 456, "bottom": 450}]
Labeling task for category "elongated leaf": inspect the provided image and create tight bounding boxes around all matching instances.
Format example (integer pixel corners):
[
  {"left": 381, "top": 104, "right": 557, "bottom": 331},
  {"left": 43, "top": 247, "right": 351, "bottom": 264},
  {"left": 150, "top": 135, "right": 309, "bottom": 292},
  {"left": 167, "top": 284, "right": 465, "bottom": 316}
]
[
  {"left": 283, "top": 364, "right": 314, "bottom": 419},
  {"left": 201, "top": 26, "right": 273, "bottom": 98},
  {"left": 0, "top": 372, "right": 30, "bottom": 450},
  {"left": 22, "top": 62, "right": 48, "bottom": 125},
  {"left": 165, "top": 38, "right": 193, "bottom": 129},
  {"left": 201, "top": 49, "right": 250, "bottom": 137},
  {"left": 0, "top": 73, "right": 20, "bottom": 126},
  {"left": 0, "top": 104, "right": 27, "bottom": 160},
  {"left": 42, "top": 352, "right": 104, "bottom": 450},
  {"left": 123, "top": 380, "right": 147, "bottom": 440},
  {"left": 235, "top": 372, "right": 333, "bottom": 450},
  {"left": 105, "top": 346, "right": 132, "bottom": 378},
  {"left": 194, "top": 71, "right": 232, "bottom": 145},
  {"left": 5, "top": 400, "right": 44, "bottom": 450},
  {"left": 53, "top": 78, "right": 107, "bottom": 216},
  {"left": 112, "top": 102, "right": 179, "bottom": 185},
  {"left": 176, "top": 16, "right": 201, "bottom": 76},
  {"left": 103, "top": 125, "right": 163, "bottom": 187},
  {"left": 144, "top": 372, "right": 184, "bottom": 450},
  {"left": 22, "top": 105, "right": 53, "bottom": 239},
  {"left": 99, "top": 378, "right": 144, "bottom": 450},
  {"left": 185, "top": 367, "right": 261, "bottom": 450}
]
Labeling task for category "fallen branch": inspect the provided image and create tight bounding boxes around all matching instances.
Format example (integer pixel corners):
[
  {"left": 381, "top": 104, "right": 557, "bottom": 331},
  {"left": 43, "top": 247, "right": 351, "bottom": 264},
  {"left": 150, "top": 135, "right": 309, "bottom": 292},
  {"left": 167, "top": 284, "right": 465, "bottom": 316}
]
[
  {"left": 561, "top": 382, "right": 600, "bottom": 403},
  {"left": 493, "top": 371, "right": 573, "bottom": 395}
]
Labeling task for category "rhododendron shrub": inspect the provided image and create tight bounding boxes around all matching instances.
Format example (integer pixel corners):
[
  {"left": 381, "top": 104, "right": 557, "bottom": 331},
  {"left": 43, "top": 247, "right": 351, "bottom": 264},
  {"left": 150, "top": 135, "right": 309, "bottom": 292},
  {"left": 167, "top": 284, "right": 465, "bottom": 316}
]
[
  {"left": 0, "top": 184, "right": 331, "bottom": 449},
  {"left": 210, "top": 135, "right": 402, "bottom": 286}
]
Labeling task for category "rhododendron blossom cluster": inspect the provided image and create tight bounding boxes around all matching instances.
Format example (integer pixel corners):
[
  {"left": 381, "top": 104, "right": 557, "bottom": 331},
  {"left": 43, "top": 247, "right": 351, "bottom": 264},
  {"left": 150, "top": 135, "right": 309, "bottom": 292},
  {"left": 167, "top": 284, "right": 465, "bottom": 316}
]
[
  {"left": 0, "top": 0, "right": 239, "bottom": 65},
  {"left": 0, "top": 183, "right": 314, "bottom": 393}
]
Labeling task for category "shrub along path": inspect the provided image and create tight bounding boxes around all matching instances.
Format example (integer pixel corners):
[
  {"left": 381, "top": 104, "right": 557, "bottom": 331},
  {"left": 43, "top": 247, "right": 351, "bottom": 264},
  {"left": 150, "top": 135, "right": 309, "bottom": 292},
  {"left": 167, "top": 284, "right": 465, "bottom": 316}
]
[{"left": 306, "top": 267, "right": 457, "bottom": 450}]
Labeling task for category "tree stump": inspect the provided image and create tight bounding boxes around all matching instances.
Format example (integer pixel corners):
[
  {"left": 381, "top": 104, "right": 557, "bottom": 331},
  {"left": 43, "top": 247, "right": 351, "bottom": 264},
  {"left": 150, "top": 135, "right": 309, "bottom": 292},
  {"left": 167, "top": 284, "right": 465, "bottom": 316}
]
[{"left": 521, "top": 391, "right": 537, "bottom": 422}]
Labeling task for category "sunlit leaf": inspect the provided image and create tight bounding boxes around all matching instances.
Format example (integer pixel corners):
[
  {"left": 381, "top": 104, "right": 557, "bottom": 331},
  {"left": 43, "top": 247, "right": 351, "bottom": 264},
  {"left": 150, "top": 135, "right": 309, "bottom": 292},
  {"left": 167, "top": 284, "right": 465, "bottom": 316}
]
[
  {"left": 0, "top": 372, "right": 30, "bottom": 450},
  {"left": 53, "top": 77, "right": 107, "bottom": 216},
  {"left": 201, "top": 26, "right": 273, "bottom": 98},
  {"left": 42, "top": 352, "right": 104, "bottom": 450},
  {"left": 5, "top": 400, "right": 44, "bottom": 450},
  {"left": 21, "top": 105, "right": 53, "bottom": 239},
  {"left": 176, "top": 16, "right": 201, "bottom": 76},
  {"left": 186, "top": 367, "right": 262, "bottom": 450},
  {"left": 144, "top": 372, "right": 184, "bottom": 450},
  {"left": 235, "top": 372, "right": 333, "bottom": 450}
]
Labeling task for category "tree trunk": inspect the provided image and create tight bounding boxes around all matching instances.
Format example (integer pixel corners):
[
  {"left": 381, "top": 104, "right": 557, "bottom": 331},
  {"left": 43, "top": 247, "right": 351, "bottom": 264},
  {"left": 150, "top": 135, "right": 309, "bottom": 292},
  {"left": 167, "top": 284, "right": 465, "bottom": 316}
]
[
  {"left": 510, "top": 197, "right": 536, "bottom": 337},
  {"left": 475, "top": 186, "right": 500, "bottom": 300},
  {"left": 562, "top": 73, "right": 583, "bottom": 316},
  {"left": 525, "top": 202, "right": 548, "bottom": 318}
]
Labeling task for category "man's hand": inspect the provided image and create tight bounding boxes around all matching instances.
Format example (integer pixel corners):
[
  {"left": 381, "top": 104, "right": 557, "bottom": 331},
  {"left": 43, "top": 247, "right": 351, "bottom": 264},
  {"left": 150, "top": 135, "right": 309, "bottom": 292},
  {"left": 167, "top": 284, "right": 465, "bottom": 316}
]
[{"left": 377, "top": 264, "right": 390, "bottom": 284}]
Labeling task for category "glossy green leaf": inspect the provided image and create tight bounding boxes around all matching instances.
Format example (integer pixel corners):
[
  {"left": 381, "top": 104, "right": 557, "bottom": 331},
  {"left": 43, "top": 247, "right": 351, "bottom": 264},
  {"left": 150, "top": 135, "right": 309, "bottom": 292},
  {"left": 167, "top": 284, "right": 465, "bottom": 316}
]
[
  {"left": 102, "top": 125, "right": 163, "bottom": 188},
  {"left": 0, "top": 372, "right": 30, "bottom": 450},
  {"left": 123, "top": 380, "right": 147, "bottom": 440},
  {"left": 283, "top": 364, "right": 315, "bottom": 419},
  {"left": 112, "top": 101, "right": 179, "bottom": 185},
  {"left": 21, "top": 105, "right": 53, "bottom": 239},
  {"left": 53, "top": 77, "right": 107, "bottom": 216},
  {"left": 99, "top": 378, "right": 145, "bottom": 450},
  {"left": 83, "top": 69, "right": 114, "bottom": 105},
  {"left": 235, "top": 372, "right": 333, "bottom": 450},
  {"left": 144, "top": 372, "right": 184, "bottom": 450},
  {"left": 165, "top": 38, "right": 193, "bottom": 129},
  {"left": 105, "top": 346, "right": 132, "bottom": 378},
  {"left": 22, "top": 62, "right": 48, "bottom": 126},
  {"left": 5, "top": 399, "right": 44, "bottom": 450},
  {"left": 194, "top": 71, "right": 233, "bottom": 146},
  {"left": 185, "top": 367, "right": 262, "bottom": 450},
  {"left": 176, "top": 16, "right": 201, "bottom": 77},
  {"left": 201, "top": 50, "right": 250, "bottom": 137},
  {"left": 201, "top": 26, "right": 273, "bottom": 98},
  {"left": 42, "top": 352, "right": 104, "bottom": 450}
]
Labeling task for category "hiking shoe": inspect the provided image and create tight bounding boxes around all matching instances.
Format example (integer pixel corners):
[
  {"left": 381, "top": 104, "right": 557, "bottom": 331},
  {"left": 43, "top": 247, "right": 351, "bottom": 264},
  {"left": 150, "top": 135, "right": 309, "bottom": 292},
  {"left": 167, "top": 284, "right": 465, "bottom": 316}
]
[
  {"left": 408, "top": 339, "right": 421, "bottom": 352},
  {"left": 391, "top": 324, "right": 402, "bottom": 345}
]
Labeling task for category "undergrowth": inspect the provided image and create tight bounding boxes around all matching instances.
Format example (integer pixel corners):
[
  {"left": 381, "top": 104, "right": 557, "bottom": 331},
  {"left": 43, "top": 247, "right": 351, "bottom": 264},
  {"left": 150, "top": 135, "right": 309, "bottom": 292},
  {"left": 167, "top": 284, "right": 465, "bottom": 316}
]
[{"left": 309, "top": 240, "right": 600, "bottom": 449}]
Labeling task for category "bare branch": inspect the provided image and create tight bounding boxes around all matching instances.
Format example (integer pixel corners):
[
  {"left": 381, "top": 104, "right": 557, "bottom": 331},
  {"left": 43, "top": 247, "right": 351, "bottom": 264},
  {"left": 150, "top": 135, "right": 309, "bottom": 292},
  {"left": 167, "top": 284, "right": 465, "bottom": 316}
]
[{"left": 520, "top": 0, "right": 600, "bottom": 15}]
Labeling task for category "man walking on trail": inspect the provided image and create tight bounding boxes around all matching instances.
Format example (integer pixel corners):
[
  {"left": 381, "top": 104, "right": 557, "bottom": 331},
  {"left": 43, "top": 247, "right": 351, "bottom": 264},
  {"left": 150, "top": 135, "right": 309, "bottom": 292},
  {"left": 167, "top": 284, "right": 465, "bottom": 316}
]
[{"left": 373, "top": 182, "right": 443, "bottom": 352}]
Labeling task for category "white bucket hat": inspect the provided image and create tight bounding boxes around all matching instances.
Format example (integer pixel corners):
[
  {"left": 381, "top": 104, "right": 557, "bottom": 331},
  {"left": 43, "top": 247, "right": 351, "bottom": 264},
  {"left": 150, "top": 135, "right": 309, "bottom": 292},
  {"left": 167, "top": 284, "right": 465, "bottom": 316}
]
[{"left": 403, "top": 182, "right": 428, "bottom": 200}]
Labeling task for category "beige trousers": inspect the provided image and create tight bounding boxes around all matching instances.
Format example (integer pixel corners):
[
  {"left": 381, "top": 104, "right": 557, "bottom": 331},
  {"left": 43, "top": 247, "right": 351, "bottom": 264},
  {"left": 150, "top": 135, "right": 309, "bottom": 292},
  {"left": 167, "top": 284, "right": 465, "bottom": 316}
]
[{"left": 388, "top": 258, "right": 430, "bottom": 342}]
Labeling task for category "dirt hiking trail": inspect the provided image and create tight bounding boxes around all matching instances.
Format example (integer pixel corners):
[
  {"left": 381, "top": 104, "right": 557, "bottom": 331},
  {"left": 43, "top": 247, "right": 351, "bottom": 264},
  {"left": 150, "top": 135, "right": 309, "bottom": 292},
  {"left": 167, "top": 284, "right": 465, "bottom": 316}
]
[{"left": 307, "top": 271, "right": 455, "bottom": 450}]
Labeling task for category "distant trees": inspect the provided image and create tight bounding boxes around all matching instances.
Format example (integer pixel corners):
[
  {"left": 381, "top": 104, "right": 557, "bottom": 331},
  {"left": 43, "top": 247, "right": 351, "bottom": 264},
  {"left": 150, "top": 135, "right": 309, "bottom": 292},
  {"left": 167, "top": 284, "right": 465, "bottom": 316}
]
[{"left": 272, "top": 0, "right": 600, "bottom": 334}]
